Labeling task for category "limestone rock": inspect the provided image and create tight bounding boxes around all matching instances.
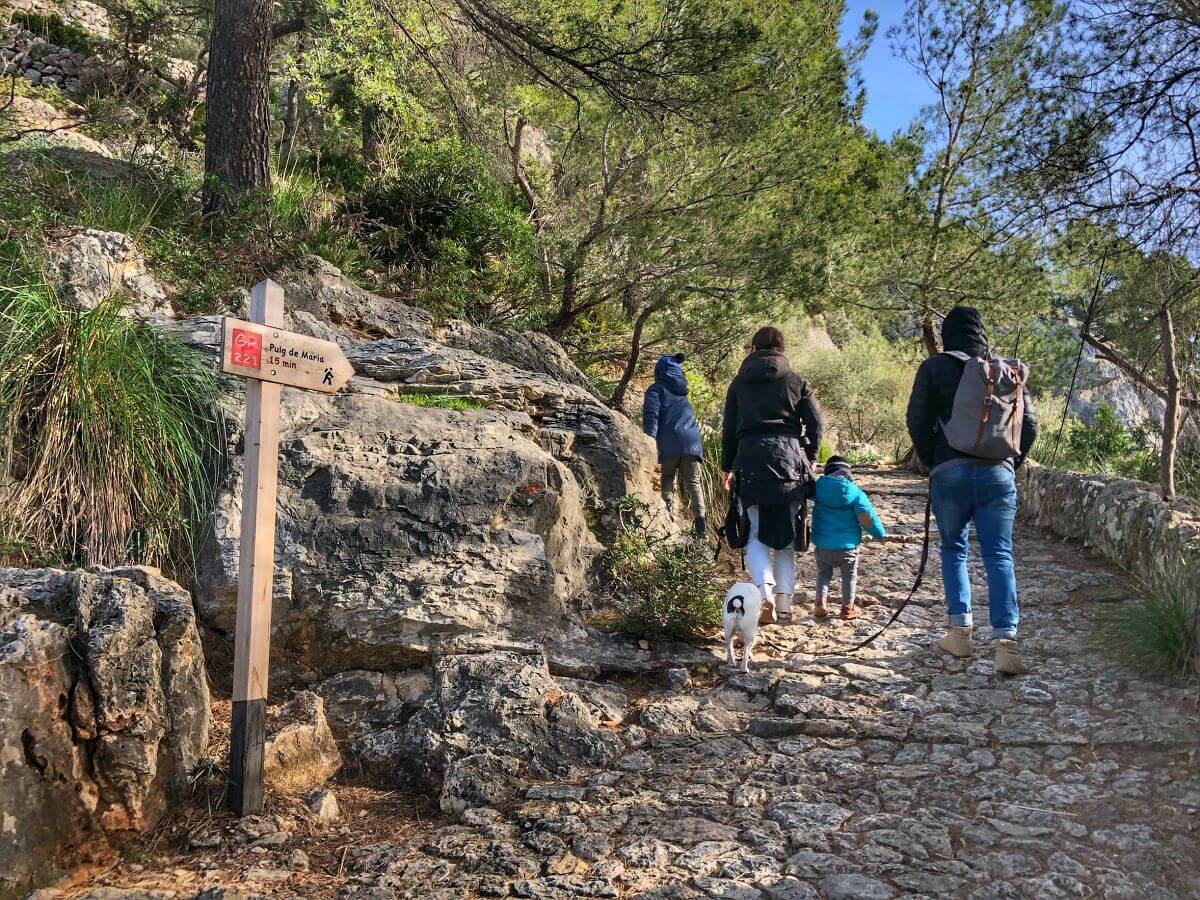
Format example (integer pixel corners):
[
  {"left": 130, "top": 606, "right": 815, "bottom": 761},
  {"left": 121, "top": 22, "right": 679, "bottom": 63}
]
[
  {"left": 441, "top": 318, "right": 596, "bottom": 393},
  {"left": 394, "top": 652, "right": 623, "bottom": 801},
  {"left": 303, "top": 788, "right": 340, "bottom": 823},
  {"left": 46, "top": 229, "right": 171, "bottom": 317},
  {"left": 263, "top": 691, "right": 342, "bottom": 793},
  {"left": 194, "top": 392, "right": 603, "bottom": 685},
  {"left": 0, "top": 567, "right": 209, "bottom": 897},
  {"left": 276, "top": 255, "right": 435, "bottom": 341}
]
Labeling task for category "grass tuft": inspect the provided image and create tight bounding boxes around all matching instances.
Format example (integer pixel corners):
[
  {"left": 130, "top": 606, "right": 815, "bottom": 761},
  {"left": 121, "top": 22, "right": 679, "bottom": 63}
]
[
  {"left": 1099, "top": 558, "right": 1200, "bottom": 679},
  {"left": 394, "top": 392, "right": 485, "bottom": 411},
  {"left": 0, "top": 276, "right": 225, "bottom": 575}
]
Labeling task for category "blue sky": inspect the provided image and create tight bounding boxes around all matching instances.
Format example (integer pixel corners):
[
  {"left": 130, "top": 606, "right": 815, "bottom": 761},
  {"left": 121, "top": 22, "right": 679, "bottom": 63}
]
[{"left": 840, "top": 0, "right": 935, "bottom": 137}]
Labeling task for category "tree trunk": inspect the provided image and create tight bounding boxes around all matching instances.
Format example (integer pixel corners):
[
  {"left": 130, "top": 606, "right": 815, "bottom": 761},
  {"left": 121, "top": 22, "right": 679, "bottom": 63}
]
[
  {"left": 609, "top": 304, "right": 655, "bottom": 412},
  {"left": 203, "top": 0, "right": 274, "bottom": 217},
  {"left": 921, "top": 313, "right": 940, "bottom": 356},
  {"left": 1159, "top": 305, "right": 1181, "bottom": 501},
  {"left": 361, "top": 104, "right": 381, "bottom": 165},
  {"left": 279, "top": 78, "right": 302, "bottom": 157}
]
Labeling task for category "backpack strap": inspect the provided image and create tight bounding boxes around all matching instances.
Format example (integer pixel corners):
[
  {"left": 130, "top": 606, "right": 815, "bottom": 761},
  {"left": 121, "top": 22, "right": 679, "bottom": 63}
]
[{"left": 972, "top": 359, "right": 996, "bottom": 453}]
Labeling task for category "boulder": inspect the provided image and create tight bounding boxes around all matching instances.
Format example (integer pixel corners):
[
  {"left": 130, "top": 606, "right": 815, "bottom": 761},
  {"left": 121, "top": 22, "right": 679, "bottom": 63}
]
[
  {"left": 0, "top": 567, "right": 209, "bottom": 897},
  {"left": 46, "top": 229, "right": 171, "bottom": 317},
  {"left": 194, "top": 393, "right": 603, "bottom": 685},
  {"left": 367, "top": 651, "right": 623, "bottom": 809},
  {"left": 263, "top": 691, "right": 342, "bottom": 793},
  {"left": 345, "top": 336, "right": 658, "bottom": 515}
]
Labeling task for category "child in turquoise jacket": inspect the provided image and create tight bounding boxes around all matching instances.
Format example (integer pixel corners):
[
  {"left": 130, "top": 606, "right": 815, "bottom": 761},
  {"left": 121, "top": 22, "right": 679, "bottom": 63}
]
[{"left": 811, "top": 456, "right": 886, "bottom": 619}]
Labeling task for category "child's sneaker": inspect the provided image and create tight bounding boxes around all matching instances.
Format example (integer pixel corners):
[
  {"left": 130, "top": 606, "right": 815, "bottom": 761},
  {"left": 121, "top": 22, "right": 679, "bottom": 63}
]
[{"left": 937, "top": 625, "right": 973, "bottom": 658}]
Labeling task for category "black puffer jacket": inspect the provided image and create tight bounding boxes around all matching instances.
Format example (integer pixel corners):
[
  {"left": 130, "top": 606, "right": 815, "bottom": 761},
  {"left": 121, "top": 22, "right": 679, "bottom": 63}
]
[
  {"left": 720, "top": 351, "right": 824, "bottom": 506},
  {"left": 906, "top": 306, "right": 1038, "bottom": 470}
]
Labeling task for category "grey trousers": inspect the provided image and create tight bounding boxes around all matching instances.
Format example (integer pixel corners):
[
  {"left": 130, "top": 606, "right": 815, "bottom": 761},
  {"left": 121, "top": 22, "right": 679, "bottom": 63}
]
[
  {"left": 661, "top": 456, "right": 705, "bottom": 518},
  {"left": 815, "top": 547, "right": 859, "bottom": 605}
]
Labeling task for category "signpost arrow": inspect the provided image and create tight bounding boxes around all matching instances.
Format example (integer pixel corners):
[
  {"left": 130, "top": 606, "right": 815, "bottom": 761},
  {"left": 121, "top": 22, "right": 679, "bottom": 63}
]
[{"left": 223, "top": 279, "right": 352, "bottom": 816}]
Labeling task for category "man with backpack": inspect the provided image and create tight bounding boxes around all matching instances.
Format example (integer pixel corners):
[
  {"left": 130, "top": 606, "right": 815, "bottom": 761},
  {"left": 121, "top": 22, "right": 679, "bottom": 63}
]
[{"left": 906, "top": 306, "right": 1038, "bottom": 674}]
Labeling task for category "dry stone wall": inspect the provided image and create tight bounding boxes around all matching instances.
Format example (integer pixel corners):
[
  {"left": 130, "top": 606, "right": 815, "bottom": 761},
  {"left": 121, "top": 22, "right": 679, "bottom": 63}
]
[
  {"left": 7, "top": 0, "right": 111, "bottom": 37},
  {"left": 1017, "top": 463, "right": 1200, "bottom": 579}
]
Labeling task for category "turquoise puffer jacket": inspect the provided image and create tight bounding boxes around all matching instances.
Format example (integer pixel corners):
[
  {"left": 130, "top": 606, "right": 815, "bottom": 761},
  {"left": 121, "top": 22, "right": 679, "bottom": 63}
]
[{"left": 811, "top": 475, "right": 886, "bottom": 551}]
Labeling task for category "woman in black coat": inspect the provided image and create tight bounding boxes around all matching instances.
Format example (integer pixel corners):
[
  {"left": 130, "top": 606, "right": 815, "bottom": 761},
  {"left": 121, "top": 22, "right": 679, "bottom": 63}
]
[{"left": 720, "top": 326, "right": 824, "bottom": 622}]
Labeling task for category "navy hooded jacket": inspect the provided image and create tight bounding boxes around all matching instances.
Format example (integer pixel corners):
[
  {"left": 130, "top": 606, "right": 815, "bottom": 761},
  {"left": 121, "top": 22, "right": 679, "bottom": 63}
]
[{"left": 642, "top": 355, "right": 704, "bottom": 462}]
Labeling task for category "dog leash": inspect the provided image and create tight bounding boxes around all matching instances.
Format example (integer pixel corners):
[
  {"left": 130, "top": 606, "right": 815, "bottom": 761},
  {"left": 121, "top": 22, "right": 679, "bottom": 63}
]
[{"left": 847, "top": 483, "right": 932, "bottom": 653}]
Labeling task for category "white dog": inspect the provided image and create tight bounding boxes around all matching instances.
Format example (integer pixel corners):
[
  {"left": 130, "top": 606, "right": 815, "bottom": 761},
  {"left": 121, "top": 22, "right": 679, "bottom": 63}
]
[{"left": 723, "top": 582, "right": 762, "bottom": 673}]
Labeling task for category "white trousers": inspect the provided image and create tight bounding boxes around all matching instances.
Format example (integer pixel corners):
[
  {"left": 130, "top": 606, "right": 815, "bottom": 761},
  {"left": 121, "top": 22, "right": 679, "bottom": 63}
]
[{"left": 745, "top": 504, "right": 797, "bottom": 597}]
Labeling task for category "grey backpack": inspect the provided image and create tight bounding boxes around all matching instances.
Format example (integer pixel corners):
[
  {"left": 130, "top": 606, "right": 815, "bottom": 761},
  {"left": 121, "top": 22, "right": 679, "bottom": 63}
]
[{"left": 940, "top": 351, "right": 1029, "bottom": 460}]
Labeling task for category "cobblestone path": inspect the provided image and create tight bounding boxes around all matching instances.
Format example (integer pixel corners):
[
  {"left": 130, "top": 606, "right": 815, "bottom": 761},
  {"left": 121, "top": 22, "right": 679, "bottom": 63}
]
[{"left": 81, "top": 469, "right": 1199, "bottom": 900}]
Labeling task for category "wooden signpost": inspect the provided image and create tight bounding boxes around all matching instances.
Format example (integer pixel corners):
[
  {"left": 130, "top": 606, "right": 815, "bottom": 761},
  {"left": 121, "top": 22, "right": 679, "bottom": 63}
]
[{"left": 222, "top": 279, "right": 353, "bottom": 816}]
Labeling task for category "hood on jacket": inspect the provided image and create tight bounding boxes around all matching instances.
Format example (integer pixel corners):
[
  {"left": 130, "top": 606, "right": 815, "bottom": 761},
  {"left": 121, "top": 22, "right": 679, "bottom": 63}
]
[
  {"left": 815, "top": 474, "right": 857, "bottom": 509},
  {"left": 654, "top": 353, "right": 689, "bottom": 395},
  {"left": 941, "top": 306, "right": 988, "bottom": 356},
  {"left": 737, "top": 350, "right": 792, "bottom": 383}
]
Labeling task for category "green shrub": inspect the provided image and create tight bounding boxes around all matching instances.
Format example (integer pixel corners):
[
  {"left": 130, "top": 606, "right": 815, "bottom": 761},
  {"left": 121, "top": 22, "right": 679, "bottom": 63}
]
[
  {"left": 0, "top": 279, "right": 224, "bottom": 575},
  {"left": 1099, "top": 558, "right": 1200, "bottom": 678},
  {"left": 0, "top": 152, "right": 373, "bottom": 316},
  {"left": 1034, "top": 401, "right": 1157, "bottom": 481},
  {"left": 394, "top": 393, "right": 485, "bottom": 411},
  {"left": 353, "top": 138, "right": 536, "bottom": 316},
  {"left": 795, "top": 327, "right": 916, "bottom": 463},
  {"left": 606, "top": 501, "right": 723, "bottom": 643}
]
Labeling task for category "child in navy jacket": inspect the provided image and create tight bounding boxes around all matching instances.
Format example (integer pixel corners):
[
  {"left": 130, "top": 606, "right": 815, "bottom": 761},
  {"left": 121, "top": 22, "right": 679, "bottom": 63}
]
[{"left": 642, "top": 353, "right": 706, "bottom": 535}]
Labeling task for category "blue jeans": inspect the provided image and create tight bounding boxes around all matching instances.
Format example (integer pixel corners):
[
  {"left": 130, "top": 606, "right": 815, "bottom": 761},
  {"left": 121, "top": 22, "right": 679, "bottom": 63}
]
[{"left": 930, "top": 464, "right": 1019, "bottom": 640}]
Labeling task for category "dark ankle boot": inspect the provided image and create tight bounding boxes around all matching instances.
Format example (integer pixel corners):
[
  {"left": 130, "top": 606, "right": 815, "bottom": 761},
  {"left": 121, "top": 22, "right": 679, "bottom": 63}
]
[{"left": 692, "top": 516, "right": 707, "bottom": 537}]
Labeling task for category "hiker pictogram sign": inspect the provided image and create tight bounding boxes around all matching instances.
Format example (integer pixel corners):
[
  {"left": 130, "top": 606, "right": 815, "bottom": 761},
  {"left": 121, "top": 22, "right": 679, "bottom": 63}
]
[{"left": 221, "top": 279, "right": 353, "bottom": 817}]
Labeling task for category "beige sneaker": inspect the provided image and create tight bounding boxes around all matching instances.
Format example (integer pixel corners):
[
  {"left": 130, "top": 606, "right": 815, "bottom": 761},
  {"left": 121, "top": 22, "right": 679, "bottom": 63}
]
[
  {"left": 937, "top": 625, "right": 973, "bottom": 658},
  {"left": 994, "top": 639, "right": 1028, "bottom": 675},
  {"left": 775, "top": 592, "right": 793, "bottom": 622}
]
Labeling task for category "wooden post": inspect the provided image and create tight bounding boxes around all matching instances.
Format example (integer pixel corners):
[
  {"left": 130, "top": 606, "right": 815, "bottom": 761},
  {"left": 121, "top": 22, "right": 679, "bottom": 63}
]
[{"left": 227, "top": 279, "right": 284, "bottom": 815}]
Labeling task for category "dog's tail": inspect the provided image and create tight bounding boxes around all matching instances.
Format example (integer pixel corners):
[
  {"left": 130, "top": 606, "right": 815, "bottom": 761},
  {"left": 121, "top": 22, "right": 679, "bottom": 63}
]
[{"left": 726, "top": 594, "right": 745, "bottom": 615}]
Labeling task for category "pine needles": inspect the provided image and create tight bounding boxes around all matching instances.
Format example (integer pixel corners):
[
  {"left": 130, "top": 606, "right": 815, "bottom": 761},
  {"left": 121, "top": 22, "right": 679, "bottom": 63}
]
[{"left": 0, "top": 279, "right": 224, "bottom": 575}]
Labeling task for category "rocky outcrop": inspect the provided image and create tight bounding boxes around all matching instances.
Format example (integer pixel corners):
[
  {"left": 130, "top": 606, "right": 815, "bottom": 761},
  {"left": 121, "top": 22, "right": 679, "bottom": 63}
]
[
  {"left": 184, "top": 257, "right": 664, "bottom": 688},
  {"left": 46, "top": 229, "right": 172, "bottom": 316},
  {"left": 1018, "top": 464, "right": 1200, "bottom": 579},
  {"left": 8, "top": 0, "right": 112, "bottom": 38},
  {"left": 1068, "top": 338, "right": 1166, "bottom": 435},
  {"left": 0, "top": 566, "right": 209, "bottom": 897},
  {"left": 194, "top": 393, "right": 604, "bottom": 684}
]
